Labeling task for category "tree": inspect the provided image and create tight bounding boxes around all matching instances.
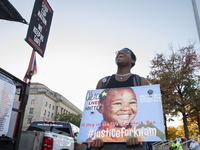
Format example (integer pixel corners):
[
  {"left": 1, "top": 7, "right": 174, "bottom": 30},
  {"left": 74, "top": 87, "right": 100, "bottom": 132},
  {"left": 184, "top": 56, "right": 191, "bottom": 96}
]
[
  {"left": 148, "top": 43, "right": 200, "bottom": 140},
  {"left": 167, "top": 126, "right": 177, "bottom": 139},
  {"left": 55, "top": 113, "right": 82, "bottom": 127},
  {"left": 176, "top": 125, "right": 185, "bottom": 139},
  {"left": 188, "top": 89, "right": 200, "bottom": 134},
  {"left": 168, "top": 124, "right": 200, "bottom": 143}
]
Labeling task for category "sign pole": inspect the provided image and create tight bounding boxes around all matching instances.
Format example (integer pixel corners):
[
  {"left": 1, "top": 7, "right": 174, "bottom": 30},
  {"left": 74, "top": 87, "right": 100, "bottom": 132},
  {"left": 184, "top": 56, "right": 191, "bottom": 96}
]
[
  {"left": 24, "top": 50, "right": 36, "bottom": 84},
  {"left": 191, "top": 0, "right": 200, "bottom": 42}
]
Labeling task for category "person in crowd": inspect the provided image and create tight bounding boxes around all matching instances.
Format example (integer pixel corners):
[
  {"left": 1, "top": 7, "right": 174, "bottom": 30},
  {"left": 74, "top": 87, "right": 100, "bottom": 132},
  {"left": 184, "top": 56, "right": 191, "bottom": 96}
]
[
  {"left": 176, "top": 135, "right": 182, "bottom": 143},
  {"left": 186, "top": 136, "right": 200, "bottom": 150},
  {"left": 87, "top": 48, "right": 149, "bottom": 149},
  {"left": 169, "top": 139, "right": 183, "bottom": 150}
]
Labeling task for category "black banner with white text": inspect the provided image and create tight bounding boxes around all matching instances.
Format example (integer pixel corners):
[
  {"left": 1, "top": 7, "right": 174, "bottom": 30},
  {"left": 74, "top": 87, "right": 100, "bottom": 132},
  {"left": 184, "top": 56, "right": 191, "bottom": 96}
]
[{"left": 25, "top": 0, "right": 53, "bottom": 57}]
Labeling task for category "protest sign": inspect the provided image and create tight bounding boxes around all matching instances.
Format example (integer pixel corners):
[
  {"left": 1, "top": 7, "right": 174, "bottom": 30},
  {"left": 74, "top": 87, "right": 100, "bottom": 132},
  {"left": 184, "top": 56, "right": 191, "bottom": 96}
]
[
  {"left": 0, "top": 73, "right": 16, "bottom": 136},
  {"left": 77, "top": 85, "right": 165, "bottom": 142},
  {"left": 25, "top": 0, "right": 53, "bottom": 57}
]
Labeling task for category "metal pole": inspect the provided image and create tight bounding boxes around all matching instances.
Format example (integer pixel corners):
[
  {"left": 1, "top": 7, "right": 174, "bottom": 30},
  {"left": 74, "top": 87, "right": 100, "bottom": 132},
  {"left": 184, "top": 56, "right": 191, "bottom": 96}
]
[{"left": 191, "top": 0, "right": 200, "bottom": 42}]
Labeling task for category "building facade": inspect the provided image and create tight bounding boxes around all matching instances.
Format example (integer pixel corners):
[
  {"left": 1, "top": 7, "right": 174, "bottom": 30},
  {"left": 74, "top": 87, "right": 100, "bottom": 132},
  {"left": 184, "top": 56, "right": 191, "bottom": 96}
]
[{"left": 19, "top": 82, "right": 82, "bottom": 130}]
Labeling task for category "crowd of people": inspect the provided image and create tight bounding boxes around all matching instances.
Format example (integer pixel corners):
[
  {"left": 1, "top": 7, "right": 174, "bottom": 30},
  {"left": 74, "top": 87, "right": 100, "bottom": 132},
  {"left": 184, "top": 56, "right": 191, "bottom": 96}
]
[{"left": 169, "top": 135, "right": 200, "bottom": 150}]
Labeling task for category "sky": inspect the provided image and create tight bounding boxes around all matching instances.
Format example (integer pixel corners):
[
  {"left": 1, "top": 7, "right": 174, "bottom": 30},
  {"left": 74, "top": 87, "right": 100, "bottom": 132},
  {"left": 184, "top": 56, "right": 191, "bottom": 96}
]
[{"left": 1, "top": 0, "right": 200, "bottom": 127}]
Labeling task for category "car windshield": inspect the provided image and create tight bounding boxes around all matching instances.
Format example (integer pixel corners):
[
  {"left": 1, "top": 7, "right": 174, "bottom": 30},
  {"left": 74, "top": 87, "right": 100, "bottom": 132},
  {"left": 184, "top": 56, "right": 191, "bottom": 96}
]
[{"left": 27, "top": 122, "right": 71, "bottom": 137}]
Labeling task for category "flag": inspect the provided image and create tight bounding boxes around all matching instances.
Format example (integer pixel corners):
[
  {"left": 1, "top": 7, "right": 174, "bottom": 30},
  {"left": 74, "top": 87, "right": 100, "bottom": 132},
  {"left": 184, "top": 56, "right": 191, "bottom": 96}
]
[{"left": 23, "top": 50, "right": 37, "bottom": 83}]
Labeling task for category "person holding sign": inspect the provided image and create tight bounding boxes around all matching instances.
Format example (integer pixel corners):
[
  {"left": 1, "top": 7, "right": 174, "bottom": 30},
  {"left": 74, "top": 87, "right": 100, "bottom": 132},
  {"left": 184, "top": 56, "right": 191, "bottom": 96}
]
[
  {"left": 96, "top": 48, "right": 149, "bottom": 89},
  {"left": 87, "top": 87, "right": 146, "bottom": 143},
  {"left": 88, "top": 48, "right": 150, "bottom": 148}
]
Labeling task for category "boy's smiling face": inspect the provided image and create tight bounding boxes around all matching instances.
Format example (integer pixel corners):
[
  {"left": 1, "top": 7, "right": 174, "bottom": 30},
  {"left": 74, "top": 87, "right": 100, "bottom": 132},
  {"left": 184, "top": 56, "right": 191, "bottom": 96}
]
[{"left": 99, "top": 88, "right": 137, "bottom": 127}]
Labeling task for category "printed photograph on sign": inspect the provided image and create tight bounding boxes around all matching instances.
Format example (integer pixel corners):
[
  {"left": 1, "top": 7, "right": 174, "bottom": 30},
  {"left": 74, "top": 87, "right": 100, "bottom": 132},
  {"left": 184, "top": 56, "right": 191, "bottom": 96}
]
[{"left": 77, "top": 84, "right": 165, "bottom": 143}]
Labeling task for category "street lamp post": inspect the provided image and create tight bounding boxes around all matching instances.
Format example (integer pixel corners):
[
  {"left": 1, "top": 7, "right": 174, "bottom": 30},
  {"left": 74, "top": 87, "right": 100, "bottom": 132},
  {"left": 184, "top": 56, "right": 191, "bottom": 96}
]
[{"left": 191, "top": 0, "right": 200, "bottom": 42}]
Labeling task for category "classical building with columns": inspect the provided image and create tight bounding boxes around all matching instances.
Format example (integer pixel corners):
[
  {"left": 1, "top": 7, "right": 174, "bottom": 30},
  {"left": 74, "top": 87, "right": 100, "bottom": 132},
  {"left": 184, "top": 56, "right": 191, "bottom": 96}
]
[{"left": 19, "top": 82, "right": 82, "bottom": 130}]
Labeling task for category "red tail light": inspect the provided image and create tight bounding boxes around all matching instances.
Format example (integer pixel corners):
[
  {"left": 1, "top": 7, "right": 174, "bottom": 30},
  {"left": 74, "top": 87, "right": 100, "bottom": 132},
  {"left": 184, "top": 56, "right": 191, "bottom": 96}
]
[
  {"left": 42, "top": 137, "right": 53, "bottom": 150},
  {"left": 45, "top": 121, "right": 56, "bottom": 124}
]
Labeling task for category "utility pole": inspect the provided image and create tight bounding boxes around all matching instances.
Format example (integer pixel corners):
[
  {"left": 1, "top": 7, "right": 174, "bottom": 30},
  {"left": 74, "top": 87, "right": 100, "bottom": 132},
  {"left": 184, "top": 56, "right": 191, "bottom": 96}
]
[{"left": 191, "top": 0, "right": 200, "bottom": 42}]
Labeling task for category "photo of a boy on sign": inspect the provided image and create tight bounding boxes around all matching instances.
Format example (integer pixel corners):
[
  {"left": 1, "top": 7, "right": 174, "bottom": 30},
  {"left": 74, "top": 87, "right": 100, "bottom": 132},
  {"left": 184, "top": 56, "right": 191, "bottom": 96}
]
[
  {"left": 87, "top": 87, "right": 145, "bottom": 142},
  {"left": 77, "top": 85, "right": 165, "bottom": 143}
]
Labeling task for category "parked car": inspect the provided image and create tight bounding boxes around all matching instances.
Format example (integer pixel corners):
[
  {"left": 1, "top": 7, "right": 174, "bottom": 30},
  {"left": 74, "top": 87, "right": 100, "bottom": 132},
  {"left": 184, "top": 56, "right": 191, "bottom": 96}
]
[{"left": 19, "top": 121, "right": 85, "bottom": 150}]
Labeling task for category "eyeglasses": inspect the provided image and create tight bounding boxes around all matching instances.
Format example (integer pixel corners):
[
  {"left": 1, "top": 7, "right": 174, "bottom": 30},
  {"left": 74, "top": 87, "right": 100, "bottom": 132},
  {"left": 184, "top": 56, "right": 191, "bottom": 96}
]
[{"left": 115, "top": 49, "right": 130, "bottom": 55}]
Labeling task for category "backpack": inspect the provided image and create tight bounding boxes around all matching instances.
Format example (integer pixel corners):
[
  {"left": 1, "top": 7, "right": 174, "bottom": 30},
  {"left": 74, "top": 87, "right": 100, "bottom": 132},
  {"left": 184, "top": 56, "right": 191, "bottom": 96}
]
[{"left": 102, "top": 74, "right": 141, "bottom": 88}]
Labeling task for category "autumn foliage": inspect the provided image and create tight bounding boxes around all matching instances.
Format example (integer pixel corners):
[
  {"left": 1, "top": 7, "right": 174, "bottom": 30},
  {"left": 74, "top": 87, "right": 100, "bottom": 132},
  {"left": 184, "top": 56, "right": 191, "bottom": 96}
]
[
  {"left": 148, "top": 43, "right": 200, "bottom": 140},
  {"left": 55, "top": 113, "right": 82, "bottom": 127},
  {"left": 168, "top": 123, "right": 200, "bottom": 143}
]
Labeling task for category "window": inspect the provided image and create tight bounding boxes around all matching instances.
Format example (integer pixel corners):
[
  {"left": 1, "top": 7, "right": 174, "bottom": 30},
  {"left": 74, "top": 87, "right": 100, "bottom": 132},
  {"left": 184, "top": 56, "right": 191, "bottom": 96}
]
[
  {"left": 27, "top": 122, "right": 71, "bottom": 136},
  {"left": 52, "top": 106, "right": 54, "bottom": 110},
  {"left": 49, "top": 104, "right": 51, "bottom": 109},
  {"left": 51, "top": 113, "right": 53, "bottom": 118},
  {"left": 29, "top": 108, "right": 34, "bottom": 114},
  {"left": 27, "top": 118, "right": 32, "bottom": 124},
  {"left": 31, "top": 99, "right": 35, "bottom": 105},
  {"left": 45, "top": 102, "right": 48, "bottom": 106},
  {"left": 44, "top": 110, "right": 46, "bottom": 116},
  {"left": 48, "top": 111, "right": 50, "bottom": 117}
]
